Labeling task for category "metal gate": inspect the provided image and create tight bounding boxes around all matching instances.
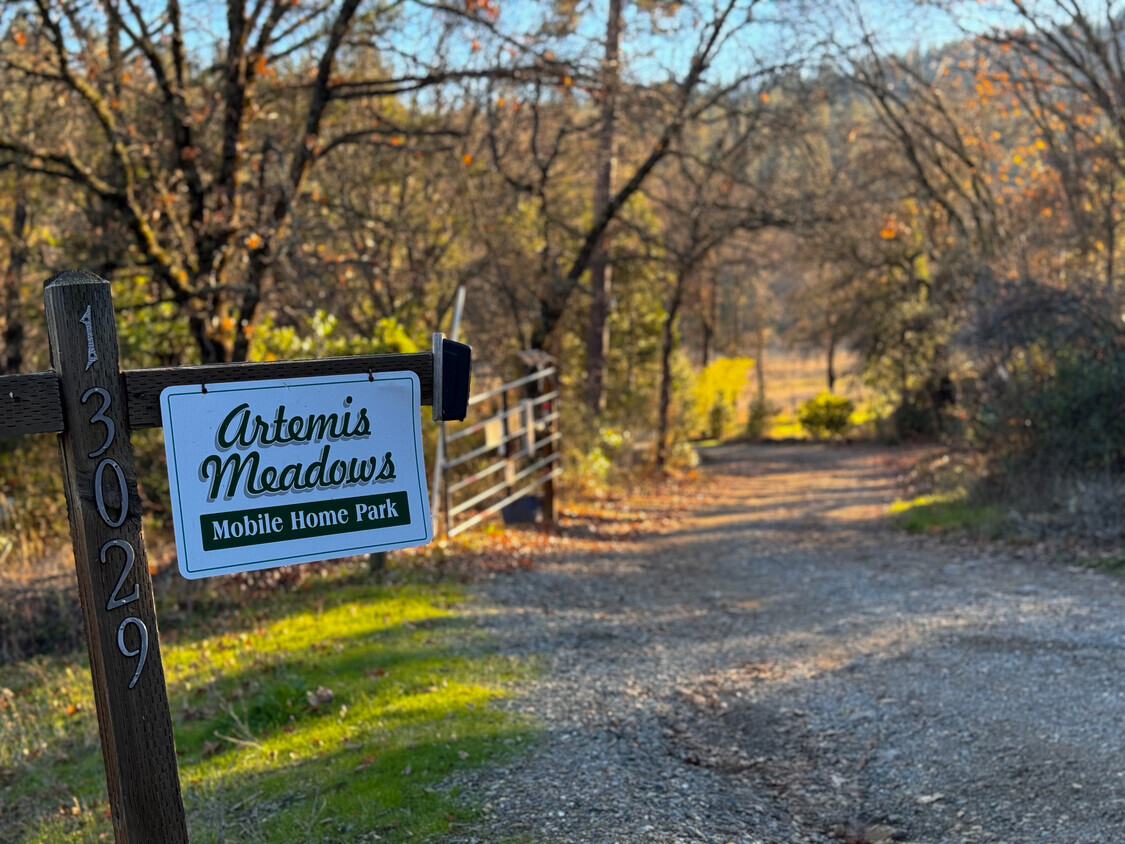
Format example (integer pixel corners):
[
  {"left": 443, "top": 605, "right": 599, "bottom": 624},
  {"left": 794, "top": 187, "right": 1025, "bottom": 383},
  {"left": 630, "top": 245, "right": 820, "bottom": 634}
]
[{"left": 438, "top": 362, "right": 560, "bottom": 536}]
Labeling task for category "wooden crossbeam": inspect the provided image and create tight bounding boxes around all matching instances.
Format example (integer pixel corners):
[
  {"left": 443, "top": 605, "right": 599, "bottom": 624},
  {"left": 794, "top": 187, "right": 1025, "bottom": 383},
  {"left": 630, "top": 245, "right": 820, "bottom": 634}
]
[
  {"left": 124, "top": 352, "right": 434, "bottom": 430},
  {"left": 1, "top": 351, "right": 444, "bottom": 437},
  {"left": 0, "top": 371, "right": 65, "bottom": 435}
]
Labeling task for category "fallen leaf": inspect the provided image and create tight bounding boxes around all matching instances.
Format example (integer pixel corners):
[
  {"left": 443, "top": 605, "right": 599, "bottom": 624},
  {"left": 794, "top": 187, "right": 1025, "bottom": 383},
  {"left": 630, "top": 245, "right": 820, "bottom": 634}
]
[
  {"left": 306, "top": 686, "right": 334, "bottom": 709},
  {"left": 355, "top": 753, "right": 379, "bottom": 772}
]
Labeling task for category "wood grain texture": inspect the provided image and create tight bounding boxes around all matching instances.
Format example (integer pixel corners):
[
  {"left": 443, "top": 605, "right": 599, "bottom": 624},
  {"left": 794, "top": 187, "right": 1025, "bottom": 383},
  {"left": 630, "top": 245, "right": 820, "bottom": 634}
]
[
  {"left": 124, "top": 351, "right": 434, "bottom": 428},
  {"left": 0, "top": 371, "right": 63, "bottom": 435},
  {"left": 43, "top": 270, "right": 187, "bottom": 844}
]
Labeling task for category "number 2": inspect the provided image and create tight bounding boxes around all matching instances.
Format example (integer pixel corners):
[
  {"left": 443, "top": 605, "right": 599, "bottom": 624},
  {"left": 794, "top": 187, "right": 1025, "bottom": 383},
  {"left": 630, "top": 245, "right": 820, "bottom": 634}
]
[{"left": 100, "top": 539, "right": 138, "bottom": 611}]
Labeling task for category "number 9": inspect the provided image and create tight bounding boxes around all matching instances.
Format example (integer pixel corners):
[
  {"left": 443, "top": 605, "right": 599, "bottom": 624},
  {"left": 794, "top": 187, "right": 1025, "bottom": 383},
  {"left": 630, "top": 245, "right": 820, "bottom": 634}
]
[{"left": 117, "top": 617, "right": 148, "bottom": 689}]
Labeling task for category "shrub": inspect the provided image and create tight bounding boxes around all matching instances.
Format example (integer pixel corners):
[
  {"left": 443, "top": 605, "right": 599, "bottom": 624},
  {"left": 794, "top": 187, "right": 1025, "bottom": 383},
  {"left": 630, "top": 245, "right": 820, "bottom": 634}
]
[
  {"left": 798, "top": 392, "right": 855, "bottom": 439},
  {"left": 891, "top": 396, "right": 938, "bottom": 441},
  {"left": 708, "top": 397, "right": 736, "bottom": 440},
  {"left": 977, "top": 344, "right": 1125, "bottom": 478},
  {"left": 745, "top": 397, "right": 773, "bottom": 440},
  {"left": 689, "top": 357, "right": 753, "bottom": 438}
]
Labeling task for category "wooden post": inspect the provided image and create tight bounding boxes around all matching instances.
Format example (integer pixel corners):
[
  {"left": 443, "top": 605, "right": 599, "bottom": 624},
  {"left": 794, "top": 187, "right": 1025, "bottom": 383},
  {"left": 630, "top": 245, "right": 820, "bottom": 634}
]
[
  {"left": 500, "top": 391, "right": 513, "bottom": 497},
  {"left": 43, "top": 270, "right": 187, "bottom": 843},
  {"left": 540, "top": 368, "right": 558, "bottom": 525}
]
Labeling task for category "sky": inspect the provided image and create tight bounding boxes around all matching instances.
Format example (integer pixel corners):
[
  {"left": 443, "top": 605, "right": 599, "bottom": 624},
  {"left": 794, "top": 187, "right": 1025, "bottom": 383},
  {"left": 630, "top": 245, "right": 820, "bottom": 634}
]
[{"left": 15, "top": 0, "right": 1067, "bottom": 95}]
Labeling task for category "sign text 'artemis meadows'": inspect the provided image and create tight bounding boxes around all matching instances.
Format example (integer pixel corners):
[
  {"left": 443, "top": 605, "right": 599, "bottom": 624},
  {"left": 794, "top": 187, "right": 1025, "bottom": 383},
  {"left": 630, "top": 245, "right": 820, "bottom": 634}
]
[{"left": 200, "top": 398, "right": 397, "bottom": 500}]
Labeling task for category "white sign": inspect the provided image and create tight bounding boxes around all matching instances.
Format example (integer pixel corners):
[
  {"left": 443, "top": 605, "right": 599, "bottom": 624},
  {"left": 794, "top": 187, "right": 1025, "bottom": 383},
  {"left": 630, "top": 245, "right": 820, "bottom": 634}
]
[{"left": 161, "top": 372, "right": 432, "bottom": 579}]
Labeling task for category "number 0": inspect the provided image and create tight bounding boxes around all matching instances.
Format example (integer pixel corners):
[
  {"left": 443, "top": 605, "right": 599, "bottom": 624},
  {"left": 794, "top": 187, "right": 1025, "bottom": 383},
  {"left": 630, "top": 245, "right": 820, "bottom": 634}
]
[{"left": 94, "top": 458, "right": 128, "bottom": 528}]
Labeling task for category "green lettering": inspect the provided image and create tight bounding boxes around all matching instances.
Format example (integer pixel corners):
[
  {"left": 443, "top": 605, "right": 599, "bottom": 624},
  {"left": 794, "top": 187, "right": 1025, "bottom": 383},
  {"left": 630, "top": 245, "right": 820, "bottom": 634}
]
[
  {"left": 216, "top": 403, "right": 251, "bottom": 449},
  {"left": 201, "top": 450, "right": 260, "bottom": 500}
]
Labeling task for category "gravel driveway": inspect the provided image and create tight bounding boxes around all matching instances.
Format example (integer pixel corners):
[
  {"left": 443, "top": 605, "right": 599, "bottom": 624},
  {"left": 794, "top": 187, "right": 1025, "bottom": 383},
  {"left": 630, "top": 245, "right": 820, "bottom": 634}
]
[{"left": 448, "top": 443, "right": 1125, "bottom": 844}]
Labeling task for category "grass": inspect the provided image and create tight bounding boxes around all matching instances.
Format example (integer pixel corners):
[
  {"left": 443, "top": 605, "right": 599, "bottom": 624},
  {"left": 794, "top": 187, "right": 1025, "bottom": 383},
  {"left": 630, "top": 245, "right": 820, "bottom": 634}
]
[
  {"left": 764, "top": 411, "right": 807, "bottom": 440},
  {"left": 888, "top": 492, "right": 1002, "bottom": 537},
  {"left": 0, "top": 570, "right": 535, "bottom": 843},
  {"left": 1077, "top": 555, "right": 1125, "bottom": 574}
]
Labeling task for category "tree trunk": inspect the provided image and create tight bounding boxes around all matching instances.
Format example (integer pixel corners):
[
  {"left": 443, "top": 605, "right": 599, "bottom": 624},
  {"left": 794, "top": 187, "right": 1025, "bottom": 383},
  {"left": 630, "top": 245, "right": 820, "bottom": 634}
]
[
  {"left": 1106, "top": 194, "right": 1116, "bottom": 297},
  {"left": 701, "top": 275, "right": 718, "bottom": 367},
  {"left": 656, "top": 270, "right": 687, "bottom": 470},
  {"left": 826, "top": 330, "right": 837, "bottom": 393},
  {"left": 2, "top": 198, "right": 29, "bottom": 375},
  {"left": 584, "top": 0, "right": 623, "bottom": 413},
  {"left": 754, "top": 319, "right": 766, "bottom": 405}
]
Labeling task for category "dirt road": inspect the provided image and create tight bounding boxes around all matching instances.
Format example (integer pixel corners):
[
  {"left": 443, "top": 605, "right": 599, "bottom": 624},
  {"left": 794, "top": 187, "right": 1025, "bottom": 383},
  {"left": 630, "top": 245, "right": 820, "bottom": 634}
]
[{"left": 451, "top": 444, "right": 1125, "bottom": 843}]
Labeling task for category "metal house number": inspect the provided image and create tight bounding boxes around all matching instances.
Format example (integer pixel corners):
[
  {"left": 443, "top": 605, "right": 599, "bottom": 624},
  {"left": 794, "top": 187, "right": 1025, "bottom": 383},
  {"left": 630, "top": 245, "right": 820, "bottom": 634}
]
[{"left": 79, "top": 312, "right": 148, "bottom": 689}]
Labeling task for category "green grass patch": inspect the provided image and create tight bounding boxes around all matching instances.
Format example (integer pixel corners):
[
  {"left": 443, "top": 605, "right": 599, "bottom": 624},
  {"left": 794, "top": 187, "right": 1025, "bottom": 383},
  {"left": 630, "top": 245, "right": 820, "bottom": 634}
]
[
  {"left": 0, "top": 573, "right": 535, "bottom": 843},
  {"left": 1077, "top": 555, "right": 1125, "bottom": 574},
  {"left": 764, "top": 411, "right": 809, "bottom": 440},
  {"left": 888, "top": 492, "right": 1001, "bottom": 537}
]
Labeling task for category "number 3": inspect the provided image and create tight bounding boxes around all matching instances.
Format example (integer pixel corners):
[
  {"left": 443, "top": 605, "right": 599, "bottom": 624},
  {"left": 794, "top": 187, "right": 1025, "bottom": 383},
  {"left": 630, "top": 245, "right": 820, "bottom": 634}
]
[{"left": 81, "top": 386, "right": 114, "bottom": 458}]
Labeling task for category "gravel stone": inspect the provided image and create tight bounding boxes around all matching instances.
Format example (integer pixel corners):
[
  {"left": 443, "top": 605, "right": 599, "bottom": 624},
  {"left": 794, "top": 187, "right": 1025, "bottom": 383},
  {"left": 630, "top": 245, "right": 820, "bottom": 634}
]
[{"left": 445, "top": 444, "right": 1125, "bottom": 843}]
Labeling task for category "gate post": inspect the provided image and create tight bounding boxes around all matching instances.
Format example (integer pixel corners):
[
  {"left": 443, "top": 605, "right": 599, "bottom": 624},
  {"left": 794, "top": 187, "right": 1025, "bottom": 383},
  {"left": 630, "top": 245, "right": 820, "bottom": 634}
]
[
  {"left": 43, "top": 270, "right": 187, "bottom": 843},
  {"left": 540, "top": 366, "right": 558, "bottom": 525}
]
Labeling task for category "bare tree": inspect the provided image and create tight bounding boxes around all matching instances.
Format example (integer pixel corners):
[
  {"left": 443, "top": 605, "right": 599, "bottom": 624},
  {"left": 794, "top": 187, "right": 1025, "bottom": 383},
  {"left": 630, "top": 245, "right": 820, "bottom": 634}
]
[
  {"left": 0, "top": 0, "right": 552, "bottom": 361},
  {"left": 527, "top": 0, "right": 791, "bottom": 355},
  {"left": 650, "top": 93, "right": 799, "bottom": 467},
  {"left": 584, "top": 0, "right": 623, "bottom": 413}
]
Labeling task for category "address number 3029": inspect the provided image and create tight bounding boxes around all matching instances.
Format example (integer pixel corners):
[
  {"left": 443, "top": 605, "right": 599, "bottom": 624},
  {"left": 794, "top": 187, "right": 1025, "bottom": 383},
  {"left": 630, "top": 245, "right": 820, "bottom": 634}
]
[{"left": 79, "top": 323, "right": 148, "bottom": 691}]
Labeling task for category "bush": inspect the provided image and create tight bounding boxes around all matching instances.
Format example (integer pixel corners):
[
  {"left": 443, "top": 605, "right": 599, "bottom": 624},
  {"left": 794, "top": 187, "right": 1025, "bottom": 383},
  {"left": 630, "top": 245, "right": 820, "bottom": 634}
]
[
  {"left": 891, "top": 397, "right": 939, "bottom": 441},
  {"left": 689, "top": 357, "right": 753, "bottom": 438},
  {"left": 708, "top": 398, "right": 735, "bottom": 440},
  {"left": 798, "top": 392, "right": 855, "bottom": 439},
  {"left": 745, "top": 397, "right": 773, "bottom": 440},
  {"left": 979, "top": 347, "right": 1125, "bottom": 477}
]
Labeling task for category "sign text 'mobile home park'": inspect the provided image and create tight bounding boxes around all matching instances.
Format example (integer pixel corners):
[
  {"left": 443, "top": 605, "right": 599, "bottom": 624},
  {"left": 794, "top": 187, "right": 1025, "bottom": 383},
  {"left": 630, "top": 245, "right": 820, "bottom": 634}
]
[{"left": 162, "top": 372, "right": 432, "bottom": 578}]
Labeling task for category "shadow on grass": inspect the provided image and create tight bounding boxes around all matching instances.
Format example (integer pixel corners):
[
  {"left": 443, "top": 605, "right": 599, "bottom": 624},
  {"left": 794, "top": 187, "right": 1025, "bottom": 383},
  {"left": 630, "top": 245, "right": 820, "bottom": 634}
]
[{"left": 4, "top": 575, "right": 538, "bottom": 844}]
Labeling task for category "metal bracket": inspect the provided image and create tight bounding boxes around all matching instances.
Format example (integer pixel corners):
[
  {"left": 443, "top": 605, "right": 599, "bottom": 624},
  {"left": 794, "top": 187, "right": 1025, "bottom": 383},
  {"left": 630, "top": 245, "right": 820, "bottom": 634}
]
[
  {"left": 431, "top": 332, "right": 472, "bottom": 423},
  {"left": 432, "top": 333, "right": 444, "bottom": 423}
]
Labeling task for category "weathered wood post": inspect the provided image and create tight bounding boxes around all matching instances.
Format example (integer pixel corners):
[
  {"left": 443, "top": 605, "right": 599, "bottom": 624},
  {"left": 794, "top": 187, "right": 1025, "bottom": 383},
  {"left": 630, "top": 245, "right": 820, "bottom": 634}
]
[{"left": 43, "top": 270, "right": 188, "bottom": 842}]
